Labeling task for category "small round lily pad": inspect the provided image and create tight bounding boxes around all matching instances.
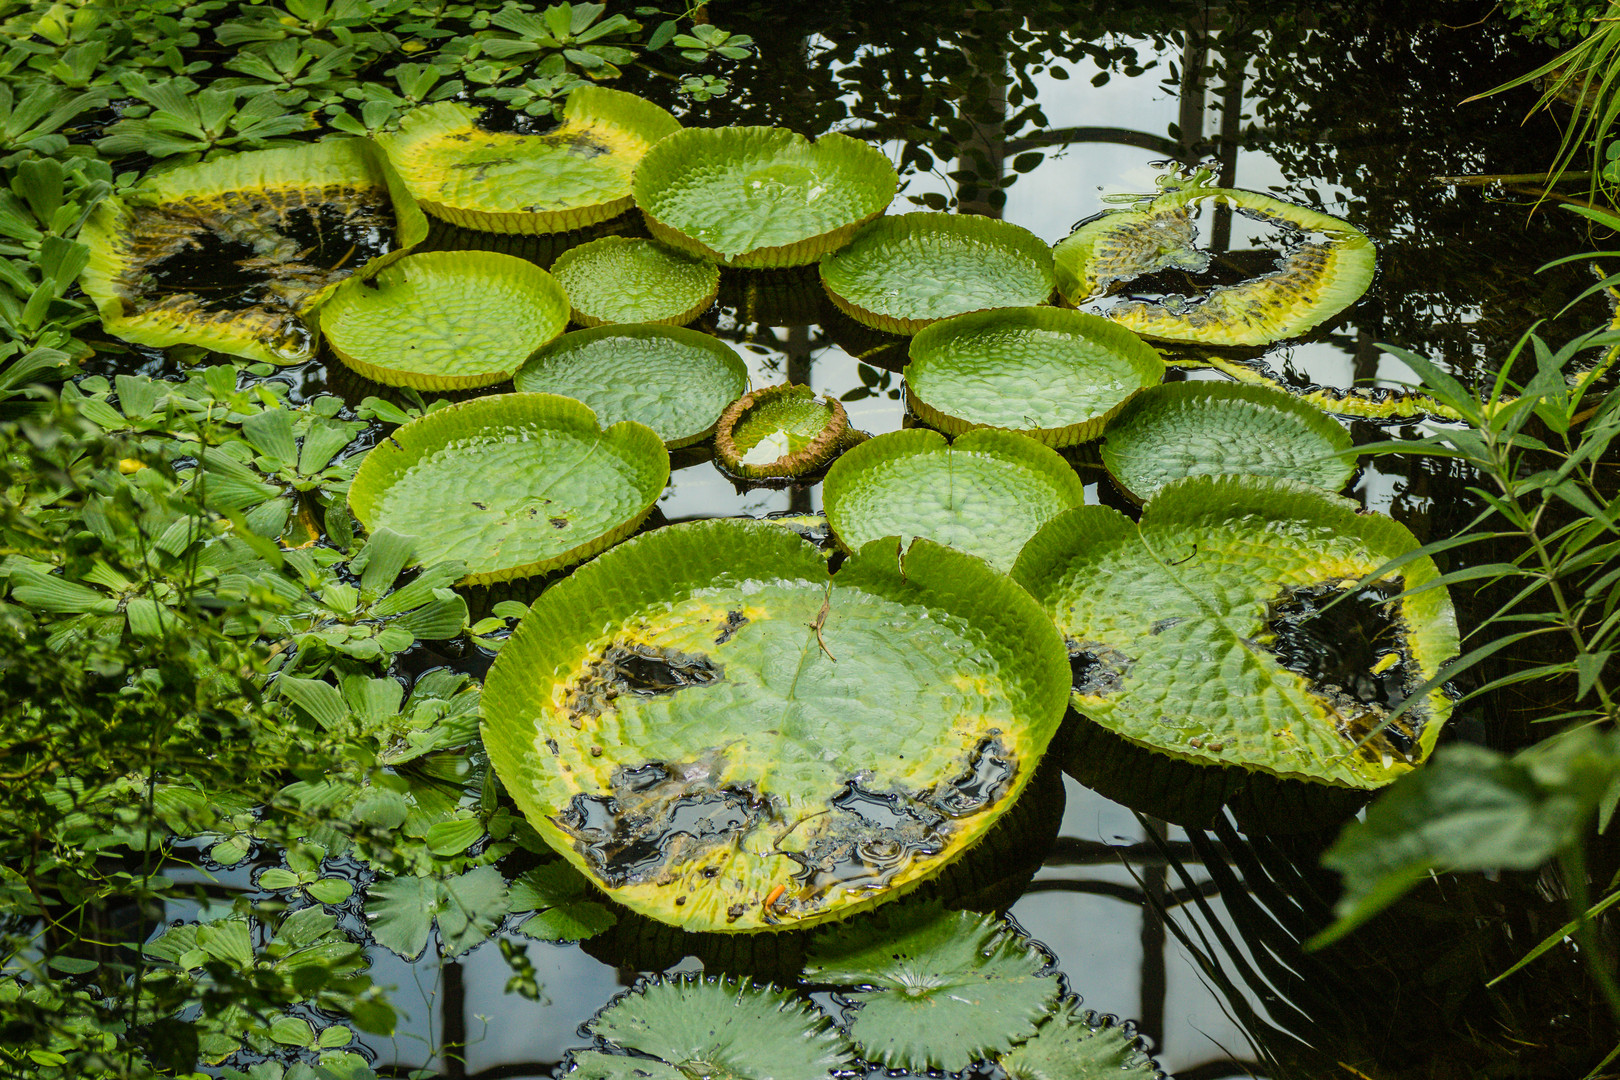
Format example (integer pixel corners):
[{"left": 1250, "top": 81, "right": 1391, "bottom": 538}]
[
  {"left": 479, "top": 519, "right": 1071, "bottom": 931},
  {"left": 820, "top": 213, "right": 1056, "bottom": 333},
  {"left": 320, "top": 250, "right": 569, "bottom": 389},
  {"left": 549, "top": 236, "right": 719, "bottom": 327},
  {"left": 347, "top": 393, "right": 667, "bottom": 585},
  {"left": 822, "top": 428, "right": 1086, "bottom": 572},
  {"left": 633, "top": 127, "right": 898, "bottom": 267},
  {"left": 905, "top": 307, "right": 1165, "bottom": 446},
  {"left": 513, "top": 325, "right": 748, "bottom": 448},
  {"left": 1101, "top": 381, "right": 1355, "bottom": 502},
  {"left": 714, "top": 383, "right": 854, "bottom": 479},
  {"left": 379, "top": 86, "right": 681, "bottom": 233}
]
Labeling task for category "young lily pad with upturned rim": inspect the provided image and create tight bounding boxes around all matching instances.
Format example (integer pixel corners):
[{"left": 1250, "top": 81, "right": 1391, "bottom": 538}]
[
  {"left": 905, "top": 307, "right": 1165, "bottom": 446},
  {"left": 1053, "top": 182, "right": 1375, "bottom": 347},
  {"left": 714, "top": 383, "right": 854, "bottom": 478},
  {"left": 347, "top": 393, "right": 667, "bottom": 585},
  {"left": 1011, "top": 474, "right": 1459, "bottom": 789},
  {"left": 822, "top": 428, "right": 1086, "bottom": 573},
  {"left": 633, "top": 127, "right": 898, "bottom": 267},
  {"left": 479, "top": 519, "right": 1071, "bottom": 932},
  {"left": 320, "top": 250, "right": 569, "bottom": 390},
  {"left": 378, "top": 85, "right": 681, "bottom": 234},
  {"left": 549, "top": 236, "right": 719, "bottom": 327},
  {"left": 1100, "top": 381, "right": 1355, "bottom": 502},
  {"left": 819, "top": 213, "right": 1056, "bottom": 334},
  {"left": 79, "top": 139, "right": 427, "bottom": 365},
  {"left": 513, "top": 324, "right": 748, "bottom": 448}
]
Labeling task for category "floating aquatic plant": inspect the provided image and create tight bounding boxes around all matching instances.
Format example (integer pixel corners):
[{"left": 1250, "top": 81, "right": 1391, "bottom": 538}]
[
  {"left": 633, "top": 126, "right": 898, "bottom": 267},
  {"left": 378, "top": 86, "right": 681, "bottom": 233},
  {"left": 713, "top": 383, "right": 859, "bottom": 479},
  {"left": 822, "top": 428, "right": 1087, "bottom": 572},
  {"left": 347, "top": 393, "right": 668, "bottom": 585},
  {"left": 548, "top": 235, "right": 719, "bottom": 326},
  {"left": 78, "top": 140, "right": 427, "bottom": 365},
  {"left": 480, "top": 519, "right": 1070, "bottom": 931},
  {"left": 998, "top": 999, "right": 1163, "bottom": 1080},
  {"left": 819, "top": 212, "right": 1055, "bottom": 333},
  {"left": 905, "top": 307, "right": 1165, "bottom": 446},
  {"left": 1012, "top": 475, "right": 1459, "bottom": 788},
  {"left": 1100, "top": 381, "right": 1355, "bottom": 501},
  {"left": 1053, "top": 178, "right": 1375, "bottom": 347},
  {"left": 319, "top": 250, "right": 570, "bottom": 389},
  {"left": 514, "top": 324, "right": 748, "bottom": 448}
]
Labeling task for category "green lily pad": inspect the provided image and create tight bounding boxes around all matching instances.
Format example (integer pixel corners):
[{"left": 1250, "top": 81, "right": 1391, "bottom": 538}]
[
  {"left": 1100, "top": 381, "right": 1355, "bottom": 502},
  {"left": 79, "top": 140, "right": 427, "bottom": 365},
  {"left": 999, "top": 1000, "right": 1162, "bottom": 1080},
  {"left": 1011, "top": 475, "right": 1459, "bottom": 789},
  {"left": 580, "top": 975, "right": 854, "bottom": 1080},
  {"left": 822, "top": 428, "right": 1087, "bottom": 572},
  {"left": 513, "top": 325, "right": 749, "bottom": 448},
  {"left": 347, "top": 393, "right": 667, "bottom": 585},
  {"left": 479, "top": 519, "right": 1070, "bottom": 931},
  {"left": 804, "top": 904, "right": 1059, "bottom": 1071},
  {"left": 819, "top": 213, "right": 1055, "bottom": 334},
  {"left": 1053, "top": 182, "right": 1376, "bottom": 346},
  {"left": 905, "top": 307, "right": 1165, "bottom": 446},
  {"left": 320, "top": 250, "right": 569, "bottom": 390},
  {"left": 549, "top": 236, "right": 719, "bottom": 327},
  {"left": 379, "top": 86, "right": 681, "bottom": 233},
  {"left": 713, "top": 383, "right": 855, "bottom": 479},
  {"left": 633, "top": 127, "right": 898, "bottom": 267}
]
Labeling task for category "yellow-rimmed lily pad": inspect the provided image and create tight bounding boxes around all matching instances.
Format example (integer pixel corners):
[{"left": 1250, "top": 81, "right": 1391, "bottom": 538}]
[
  {"left": 513, "top": 325, "right": 748, "bottom": 448},
  {"left": 820, "top": 213, "right": 1055, "bottom": 333},
  {"left": 320, "top": 250, "right": 569, "bottom": 390},
  {"left": 1011, "top": 475, "right": 1459, "bottom": 789},
  {"left": 549, "top": 236, "right": 719, "bottom": 326},
  {"left": 479, "top": 519, "right": 1071, "bottom": 932},
  {"left": 1101, "top": 381, "right": 1355, "bottom": 502},
  {"left": 633, "top": 127, "right": 898, "bottom": 267},
  {"left": 905, "top": 307, "right": 1164, "bottom": 446},
  {"left": 379, "top": 86, "right": 680, "bottom": 234},
  {"left": 714, "top": 383, "right": 855, "bottom": 479},
  {"left": 347, "top": 393, "right": 667, "bottom": 585},
  {"left": 78, "top": 140, "right": 427, "bottom": 365},
  {"left": 822, "top": 428, "right": 1086, "bottom": 572},
  {"left": 1053, "top": 182, "right": 1375, "bottom": 346}
]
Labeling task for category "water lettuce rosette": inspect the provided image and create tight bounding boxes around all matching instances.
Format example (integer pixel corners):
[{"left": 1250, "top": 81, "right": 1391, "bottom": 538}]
[
  {"left": 1012, "top": 475, "right": 1459, "bottom": 788},
  {"left": 480, "top": 518, "right": 1071, "bottom": 931},
  {"left": 548, "top": 236, "right": 719, "bottom": 327},
  {"left": 513, "top": 324, "right": 748, "bottom": 448},
  {"left": 347, "top": 393, "right": 667, "bottom": 585},
  {"left": 905, "top": 307, "right": 1165, "bottom": 446},
  {"left": 1053, "top": 181, "right": 1375, "bottom": 346},
  {"left": 819, "top": 213, "right": 1056, "bottom": 333},
  {"left": 822, "top": 428, "right": 1086, "bottom": 572},
  {"left": 714, "top": 383, "right": 857, "bottom": 479},
  {"left": 79, "top": 140, "right": 427, "bottom": 365},
  {"left": 633, "top": 126, "right": 898, "bottom": 267},
  {"left": 320, "top": 250, "right": 569, "bottom": 389},
  {"left": 379, "top": 86, "right": 681, "bottom": 233}
]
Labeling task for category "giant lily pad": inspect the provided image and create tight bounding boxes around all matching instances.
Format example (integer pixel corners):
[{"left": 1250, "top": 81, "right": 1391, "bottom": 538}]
[
  {"left": 820, "top": 213, "right": 1055, "bottom": 333},
  {"left": 822, "top": 428, "right": 1086, "bottom": 572},
  {"left": 713, "top": 383, "right": 856, "bottom": 479},
  {"left": 79, "top": 140, "right": 426, "bottom": 365},
  {"left": 633, "top": 127, "right": 898, "bottom": 267},
  {"left": 347, "top": 393, "right": 667, "bottom": 585},
  {"left": 1100, "top": 381, "right": 1354, "bottom": 502},
  {"left": 549, "top": 236, "right": 719, "bottom": 327},
  {"left": 480, "top": 519, "right": 1071, "bottom": 931},
  {"left": 905, "top": 307, "right": 1165, "bottom": 446},
  {"left": 1011, "top": 475, "right": 1459, "bottom": 789},
  {"left": 1053, "top": 181, "right": 1375, "bottom": 346},
  {"left": 378, "top": 86, "right": 680, "bottom": 233},
  {"left": 513, "top": 324, "right": 748, "bottom": 448},
  {"left": 320, "top": 250, "right": 569, "bottom": 389}
]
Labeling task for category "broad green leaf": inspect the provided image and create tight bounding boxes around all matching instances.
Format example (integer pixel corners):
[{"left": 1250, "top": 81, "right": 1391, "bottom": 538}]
[
  {"left": 547, "top": 236, "right": 719, "bottom": 328},
  {"left": 565, "top": 1050, "right": 686, "bottom": 1080},
  {"left": 436, "top": 865, "right": 509, "bottom": 956},
  {"left": 195, "top": 919, "right": 254, "bottom": 969},
  {"left": 364, "top": 874, "right": 437, "bottom": 960},
  {"left": 998, "top": 1000, "right": 1161, "bottom": 1080},
  {"left": 424, "top": 816, "right": 483, "bottom": 856}
]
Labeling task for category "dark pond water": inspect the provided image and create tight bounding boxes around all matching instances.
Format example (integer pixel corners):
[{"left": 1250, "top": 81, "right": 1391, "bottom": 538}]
[{"left": 145, "top": 3, "right": 1620, "bottom": 1077}]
